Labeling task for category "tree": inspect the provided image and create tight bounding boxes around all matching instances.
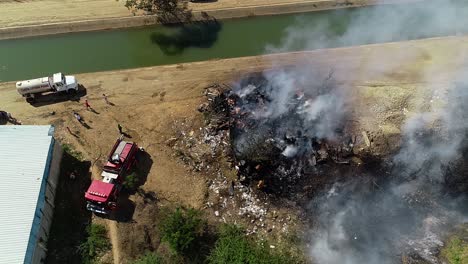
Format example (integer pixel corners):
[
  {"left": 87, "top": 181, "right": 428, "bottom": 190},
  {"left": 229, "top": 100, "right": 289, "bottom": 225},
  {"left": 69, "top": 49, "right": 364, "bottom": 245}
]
[
  {"left": 78, "top": 224, "right": 110, "bottom": 264},
  {"left": 122, "top": 0, "right": 191, "bottom": 22}
]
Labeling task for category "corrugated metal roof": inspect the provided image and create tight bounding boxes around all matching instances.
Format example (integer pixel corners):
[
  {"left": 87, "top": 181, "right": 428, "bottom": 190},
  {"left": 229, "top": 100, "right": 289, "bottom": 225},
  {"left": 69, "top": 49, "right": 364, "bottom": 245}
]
[{"left": 0, "top": 125, "right": 54, "bottom": 264}]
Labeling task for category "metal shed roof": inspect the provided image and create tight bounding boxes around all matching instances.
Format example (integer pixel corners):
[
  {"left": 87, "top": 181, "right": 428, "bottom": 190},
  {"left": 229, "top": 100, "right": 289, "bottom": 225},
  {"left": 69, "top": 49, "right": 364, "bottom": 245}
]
[{"left": 0, "top": 125, "right": 55, "bottom": 264}]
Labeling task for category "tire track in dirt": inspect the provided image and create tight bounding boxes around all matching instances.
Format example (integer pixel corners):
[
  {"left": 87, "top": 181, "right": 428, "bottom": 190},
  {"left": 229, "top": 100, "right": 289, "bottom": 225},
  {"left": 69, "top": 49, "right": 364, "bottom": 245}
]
[{"left": 107, "top": 220, "right": 121, "bottom": 264}]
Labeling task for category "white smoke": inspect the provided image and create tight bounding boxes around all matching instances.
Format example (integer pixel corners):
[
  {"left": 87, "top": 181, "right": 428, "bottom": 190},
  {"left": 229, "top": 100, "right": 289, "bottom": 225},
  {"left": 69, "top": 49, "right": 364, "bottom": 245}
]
[
  {"left": 267, "top": 0, "right": 468, "bottom": 54},
  {"left": 308, "top": 74, "right": 468, "bottom": 263},
  {"left": 257, "top": 1, "right": 468, "bottom": 263}
]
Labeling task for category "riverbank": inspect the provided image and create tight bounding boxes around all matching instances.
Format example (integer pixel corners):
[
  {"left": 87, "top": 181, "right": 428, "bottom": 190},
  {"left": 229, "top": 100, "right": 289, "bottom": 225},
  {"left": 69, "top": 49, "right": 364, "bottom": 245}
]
[
  {"left": 1, "top": 35, "right": 467, "bottom": 138},
  {"left": 0, "top": 0, "right": 420, "bottom": 40}
]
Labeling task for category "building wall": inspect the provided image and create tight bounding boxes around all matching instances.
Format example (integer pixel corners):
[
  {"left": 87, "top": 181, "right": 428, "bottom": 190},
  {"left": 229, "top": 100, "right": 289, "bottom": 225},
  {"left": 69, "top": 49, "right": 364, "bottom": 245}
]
[{"left": 26, "top": 139, "right": 62, "bottom": 264}]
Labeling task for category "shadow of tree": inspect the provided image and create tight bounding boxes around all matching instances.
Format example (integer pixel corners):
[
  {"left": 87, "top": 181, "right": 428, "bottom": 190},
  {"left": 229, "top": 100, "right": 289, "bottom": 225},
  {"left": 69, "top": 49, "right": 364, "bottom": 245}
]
[{"left": 151, "top": 14, "right": 222, "bottom": 55}]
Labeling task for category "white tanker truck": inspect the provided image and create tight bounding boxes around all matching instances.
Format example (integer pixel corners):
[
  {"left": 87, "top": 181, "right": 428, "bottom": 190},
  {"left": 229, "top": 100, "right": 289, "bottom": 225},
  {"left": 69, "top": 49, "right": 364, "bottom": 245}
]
[{"left": 16, "top": 73, "right": 78, "bottom": 103}]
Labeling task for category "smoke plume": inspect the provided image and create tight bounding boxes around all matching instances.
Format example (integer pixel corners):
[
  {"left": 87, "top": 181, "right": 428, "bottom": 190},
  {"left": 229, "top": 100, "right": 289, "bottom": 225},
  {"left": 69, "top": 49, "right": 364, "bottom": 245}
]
[
  {"left": 267, "top": 0, "right": 468, "bottom": 54},
  {"left": 308, "top": 76, "right": 468, "bottom": 264},
  {"left": 257, "top": 1, "right": 468, "bottom": 263}
]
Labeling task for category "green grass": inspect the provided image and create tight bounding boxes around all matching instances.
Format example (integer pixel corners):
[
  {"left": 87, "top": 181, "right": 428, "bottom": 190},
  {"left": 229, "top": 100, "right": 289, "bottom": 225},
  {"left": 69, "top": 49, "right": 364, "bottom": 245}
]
[
  {"left": 62, "top": 143, "right": 83, "bottom": 161},
  {"left": 131, "top": 252, "right": 164, "bottom": 264},
  {"left": 208, "top": 224, "right": 302, "bottom": 264},
  {"left": 442, "top": 236, "right": 468, "bottom": 264}
]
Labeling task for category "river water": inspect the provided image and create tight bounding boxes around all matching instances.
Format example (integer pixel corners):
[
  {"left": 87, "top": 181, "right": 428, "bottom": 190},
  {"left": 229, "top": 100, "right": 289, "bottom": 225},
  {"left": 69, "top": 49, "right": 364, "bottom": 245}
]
[{"left": 0, "top": 1, "right": 467, "bottom": 82}]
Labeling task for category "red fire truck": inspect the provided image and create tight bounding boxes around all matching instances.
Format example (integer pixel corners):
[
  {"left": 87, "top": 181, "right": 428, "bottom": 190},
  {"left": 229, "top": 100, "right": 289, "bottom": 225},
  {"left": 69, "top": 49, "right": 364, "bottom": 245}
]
[{"left": 85, "top": 135, "right": 141, "bottom": 214}]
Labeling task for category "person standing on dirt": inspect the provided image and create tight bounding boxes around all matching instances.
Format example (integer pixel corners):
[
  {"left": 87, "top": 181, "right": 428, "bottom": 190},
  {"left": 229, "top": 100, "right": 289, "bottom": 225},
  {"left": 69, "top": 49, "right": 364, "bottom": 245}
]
[
  {"left": 118, "top": 123, "right": 123, "bottom": 134},
  {"left": 84, "top": 99, "right": 91, "bottom": 111},
  {"left": 103, "top": 94, "right": 110, "bottom": 105},
  {"left": 73, "top": 111, "right": 83, "bottom": 123}
]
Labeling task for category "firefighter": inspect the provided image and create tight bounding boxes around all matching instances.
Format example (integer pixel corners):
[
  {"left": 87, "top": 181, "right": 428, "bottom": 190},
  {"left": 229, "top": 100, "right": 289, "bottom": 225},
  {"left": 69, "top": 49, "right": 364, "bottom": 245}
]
[{"left": 84, "top": 99, "right": 91, "bottom": 110}]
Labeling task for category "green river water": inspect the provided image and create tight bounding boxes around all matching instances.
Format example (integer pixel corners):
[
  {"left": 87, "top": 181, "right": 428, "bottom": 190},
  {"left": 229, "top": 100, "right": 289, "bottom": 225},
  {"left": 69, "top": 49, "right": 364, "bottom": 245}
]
[{"left": 0, "top": 1, "right": 467, "bottom": 82}]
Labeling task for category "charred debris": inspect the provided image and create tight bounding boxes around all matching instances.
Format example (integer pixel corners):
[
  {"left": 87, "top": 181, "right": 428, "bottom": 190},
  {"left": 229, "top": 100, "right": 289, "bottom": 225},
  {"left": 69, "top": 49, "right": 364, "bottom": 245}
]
[{"left": 196, "top": 71, "right": 383, "bottom": 199}]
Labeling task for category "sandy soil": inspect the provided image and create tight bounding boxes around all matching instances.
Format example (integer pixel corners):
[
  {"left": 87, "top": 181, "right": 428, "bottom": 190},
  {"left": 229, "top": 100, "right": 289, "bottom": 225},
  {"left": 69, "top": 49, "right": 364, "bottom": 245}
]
[
  {"left": 0, "top": 0, "right": 371, "bottom": 28},
  {"left": 1, "top": 36, "right": 467, "bottom": 262},
  {"left": 0, "top": 0, "right": 419, "bottom": 36}
]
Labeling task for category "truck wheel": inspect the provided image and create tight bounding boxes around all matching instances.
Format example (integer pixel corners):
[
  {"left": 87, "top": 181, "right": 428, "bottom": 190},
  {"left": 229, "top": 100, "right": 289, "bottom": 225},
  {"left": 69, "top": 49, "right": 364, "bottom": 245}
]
[{"left": 26, "top": 97, "right": 35, "bottom": 104}]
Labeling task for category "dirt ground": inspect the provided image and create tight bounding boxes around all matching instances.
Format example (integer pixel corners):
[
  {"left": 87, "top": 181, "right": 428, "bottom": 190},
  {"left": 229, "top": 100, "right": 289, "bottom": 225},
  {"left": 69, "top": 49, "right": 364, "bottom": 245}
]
[
  {"left": 2, "top": 36, "right": 468, "bottom": 263},
  {"left": 0, "top": 0, "right": 416, "bottom": 29}
]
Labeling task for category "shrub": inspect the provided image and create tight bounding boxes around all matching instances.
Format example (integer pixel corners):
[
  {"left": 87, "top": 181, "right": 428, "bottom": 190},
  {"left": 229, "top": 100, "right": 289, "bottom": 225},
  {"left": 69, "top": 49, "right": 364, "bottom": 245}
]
[
  {"left": 132, "top": 252, "right": 163, "bottom": 264},
  {"left": 62, "top": 143, "right": 83, "bottom": 161},
  {"left": 442, "top": 236, "right": 468, "bottom": 264},
  {"left": 160, "top": 207, "right": 203, "bottom": 255},
  {"left": 123, "top": 172, "right": 139, "bottom": 191},
  {"left": 208, "top": 224, "right": 299, "bottom": 264},
  {"left": 79, "top": 224, "right": 110, "bottom": 263}
]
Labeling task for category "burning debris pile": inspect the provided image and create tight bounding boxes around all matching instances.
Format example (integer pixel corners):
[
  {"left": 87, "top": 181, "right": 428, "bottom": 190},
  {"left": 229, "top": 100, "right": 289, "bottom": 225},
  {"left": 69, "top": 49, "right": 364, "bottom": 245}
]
[
  {"left": 198, "top": 70, "right": 365, "bottom": 193},
  {"left": 168, "top": 113, "right": 231, "bottom": 172},
  {"left": 172, "top": 65, "right": 468, "bottom": 263}
]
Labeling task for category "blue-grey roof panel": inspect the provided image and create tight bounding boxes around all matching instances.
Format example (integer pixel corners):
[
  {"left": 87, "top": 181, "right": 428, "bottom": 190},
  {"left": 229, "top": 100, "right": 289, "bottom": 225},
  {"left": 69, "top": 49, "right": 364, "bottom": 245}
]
[{"left": 0, "top": 125, "right": 54, "bottom": 264}]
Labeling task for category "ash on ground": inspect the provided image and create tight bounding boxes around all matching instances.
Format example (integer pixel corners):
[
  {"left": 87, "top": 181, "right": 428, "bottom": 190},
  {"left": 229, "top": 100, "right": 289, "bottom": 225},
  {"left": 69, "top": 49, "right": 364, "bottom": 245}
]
[{"left": 198, "top": 72, "right": 373, "bottom": 197}]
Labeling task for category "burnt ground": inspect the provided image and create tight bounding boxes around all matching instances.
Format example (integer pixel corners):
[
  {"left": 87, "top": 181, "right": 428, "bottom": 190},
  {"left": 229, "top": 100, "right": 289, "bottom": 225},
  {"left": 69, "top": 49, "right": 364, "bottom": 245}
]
[
  {"left": 161, "top": 81, "right": 388, "bottom": 262},
  {"left": 187, "top": 71, "right": 468, "bottom": 263}
]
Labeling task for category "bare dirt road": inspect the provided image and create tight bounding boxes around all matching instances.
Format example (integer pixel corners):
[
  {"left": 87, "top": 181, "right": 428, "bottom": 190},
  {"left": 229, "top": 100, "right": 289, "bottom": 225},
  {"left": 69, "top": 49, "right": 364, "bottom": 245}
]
[
  {"left": 2, "top": 36, "right": 467, "bottom": 262},
  {"left": 0, "top": 0, "right": 388, "bottom": 28},
  {"left": 0, "top": 0, "right": 420, "bottom": 39},
  {"left": 108, "top": 221, "right": 122, "bottom": 264}
]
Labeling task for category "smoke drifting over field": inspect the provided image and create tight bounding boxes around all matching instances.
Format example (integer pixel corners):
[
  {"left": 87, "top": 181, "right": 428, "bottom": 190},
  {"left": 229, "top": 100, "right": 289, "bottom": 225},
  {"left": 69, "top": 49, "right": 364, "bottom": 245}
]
[
  {"left": 231, "top": 66, "right": 349, "bottom": 161},
  {"left": 249, "top": 1, "right": 468, "bottom": 263},
  {"left": 267, "top": 0, "right": 468, "bottom": 54},
  {"left": 309, "top": 78, "right": 468, "bottom": 264}
]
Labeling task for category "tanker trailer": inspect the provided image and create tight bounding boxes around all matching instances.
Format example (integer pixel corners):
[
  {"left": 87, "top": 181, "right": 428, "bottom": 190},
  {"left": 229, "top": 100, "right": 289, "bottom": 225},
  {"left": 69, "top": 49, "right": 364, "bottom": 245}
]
[{"left": 16, "top": 73, "right": 78, "bottom": 103}]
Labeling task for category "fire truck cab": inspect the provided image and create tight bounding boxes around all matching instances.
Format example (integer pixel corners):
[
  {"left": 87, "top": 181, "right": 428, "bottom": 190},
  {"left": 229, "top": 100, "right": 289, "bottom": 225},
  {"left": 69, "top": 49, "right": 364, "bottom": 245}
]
[
  {"left": 85, "top": 181, "right": 118, "bottom": 214},
  {"left": 85, "top": 136, "right": 141, "bottom": 215}
]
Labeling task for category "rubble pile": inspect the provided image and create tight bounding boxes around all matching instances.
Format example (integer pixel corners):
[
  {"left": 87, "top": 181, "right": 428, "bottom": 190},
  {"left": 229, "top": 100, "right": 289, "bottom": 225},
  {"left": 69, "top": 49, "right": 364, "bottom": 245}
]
[
  {"left": 168, "top": 119, "right": 231, "bottom": 172},
  {"left": 205, "top": 173, "right": 297, "bottom": 236},
  {"left": 199, "top": 73, "right": 365, "bottom": 194}
]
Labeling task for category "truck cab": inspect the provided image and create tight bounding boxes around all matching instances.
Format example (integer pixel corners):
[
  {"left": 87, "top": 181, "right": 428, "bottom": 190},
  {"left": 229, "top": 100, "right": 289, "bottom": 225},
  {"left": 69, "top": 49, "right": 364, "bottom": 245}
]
[
  {"left": 52, "top": 73, "right": 78, "bottom": 92},
  {"left": 16, "top": 72, "right": 78, "bottom": 103},
  {"left": 85, "top": 180, "right": 118, "bottom": 215},
  {"left": 85, "top": 136, "right": 141, "bottom": 215}
]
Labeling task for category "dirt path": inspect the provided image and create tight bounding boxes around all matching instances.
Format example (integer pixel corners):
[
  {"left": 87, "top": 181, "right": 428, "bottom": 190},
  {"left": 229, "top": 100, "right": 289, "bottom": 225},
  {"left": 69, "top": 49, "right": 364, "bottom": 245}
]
[
  {"left": 0, "top": 0, "right": 421, "bottom": 39},
  {"left": 0, "top": 0, "right": 385, "bottom": 28},
  {"left": 108, "top": 221, "right": 122, "bottom": 264}
]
